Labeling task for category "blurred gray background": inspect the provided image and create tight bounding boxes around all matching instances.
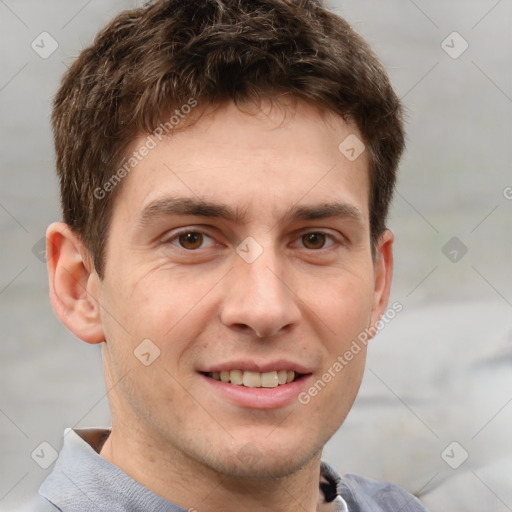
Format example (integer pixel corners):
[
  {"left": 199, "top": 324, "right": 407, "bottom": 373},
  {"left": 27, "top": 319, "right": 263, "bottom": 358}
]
[{"left": 1, "top": 1, "right": 511, "bottom": 510}]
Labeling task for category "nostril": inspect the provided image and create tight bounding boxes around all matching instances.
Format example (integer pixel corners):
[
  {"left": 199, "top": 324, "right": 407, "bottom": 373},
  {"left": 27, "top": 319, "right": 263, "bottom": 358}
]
[{"left": 232, "top": 324, "right": 255, "bottom": 335}]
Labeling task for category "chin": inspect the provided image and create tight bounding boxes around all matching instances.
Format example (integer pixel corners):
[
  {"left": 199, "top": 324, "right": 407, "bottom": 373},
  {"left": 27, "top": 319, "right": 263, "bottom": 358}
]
[{"left": 205, "top": 437, "right": 324, "bottom": 481}]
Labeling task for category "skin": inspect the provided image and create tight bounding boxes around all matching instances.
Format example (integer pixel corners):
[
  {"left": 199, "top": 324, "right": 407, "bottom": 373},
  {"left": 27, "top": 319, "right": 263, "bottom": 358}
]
[{"left": 47, "top": 99, "right": 393, "bottom": 512}]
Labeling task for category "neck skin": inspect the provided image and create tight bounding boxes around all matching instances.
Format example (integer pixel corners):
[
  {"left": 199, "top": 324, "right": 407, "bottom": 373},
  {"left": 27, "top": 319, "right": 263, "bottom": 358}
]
[{"left": 99, "top": 424, "right": 327, "bottom": 512}]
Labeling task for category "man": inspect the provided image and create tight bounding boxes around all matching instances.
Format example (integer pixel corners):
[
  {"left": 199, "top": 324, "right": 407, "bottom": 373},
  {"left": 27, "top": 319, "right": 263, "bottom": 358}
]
[{"left": 31, "top": 0, "right": 428, "bottom": 510}]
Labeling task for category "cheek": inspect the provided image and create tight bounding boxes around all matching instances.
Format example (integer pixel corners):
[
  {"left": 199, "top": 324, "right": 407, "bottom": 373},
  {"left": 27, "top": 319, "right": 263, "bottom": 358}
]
[
  {"left": 131, "top": 269, "right": 218, "bottom": 334},
  {"left": 304, "top": 267, "right": 375, "bottom": 340},
  {"left": 103, "top": 267, "right": 196, "bottom": 334},
  {"left": 99, "top": 269, "right": 212, "bottom": 427},
  {"left": 300, "top": 267, "right": 373, "bottom": 415},
  {"left": 108, "top": 269, "right": 223, "bottom": 367}
]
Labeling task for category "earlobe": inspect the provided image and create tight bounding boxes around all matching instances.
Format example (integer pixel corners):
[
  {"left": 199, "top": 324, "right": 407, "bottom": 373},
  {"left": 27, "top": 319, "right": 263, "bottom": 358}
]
[
  {"left": 369, "top": 229, "right": 394, "bottom": 336},
  {"left": 46, "top": 222, "right": 105, "bottom": 344}
]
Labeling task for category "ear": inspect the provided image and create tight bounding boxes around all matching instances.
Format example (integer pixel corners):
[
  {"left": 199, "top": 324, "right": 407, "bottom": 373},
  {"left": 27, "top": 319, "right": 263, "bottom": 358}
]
[
  {"left": 46, "top": 222, "right": 105, "bottom": 344},
  {"left": 368, "top": 229, "right": 394, "bottom": 336}
]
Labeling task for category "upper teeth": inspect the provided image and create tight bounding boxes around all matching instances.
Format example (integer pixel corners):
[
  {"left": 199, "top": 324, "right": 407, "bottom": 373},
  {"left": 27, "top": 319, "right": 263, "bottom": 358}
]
[{"left": 209, "top": 370, "right": 296, "bottom": 388}]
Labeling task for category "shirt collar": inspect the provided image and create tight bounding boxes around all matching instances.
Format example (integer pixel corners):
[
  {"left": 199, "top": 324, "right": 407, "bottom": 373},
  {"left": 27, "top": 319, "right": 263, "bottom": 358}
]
[{"left": 40, "top": 428, "right": 348, "bottom": 512}]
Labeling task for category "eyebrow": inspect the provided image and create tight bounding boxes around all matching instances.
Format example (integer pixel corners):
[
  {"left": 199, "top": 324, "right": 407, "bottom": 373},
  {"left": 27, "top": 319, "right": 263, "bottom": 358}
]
[
  {"left": 136, "top": 196, "right": 364, "bottom": 227},
  {"left": 137, "top": 197, "right": 245, "bottom": 226},
  {"left": 285, "top": 203, "right": 363, "bottom": 223}
]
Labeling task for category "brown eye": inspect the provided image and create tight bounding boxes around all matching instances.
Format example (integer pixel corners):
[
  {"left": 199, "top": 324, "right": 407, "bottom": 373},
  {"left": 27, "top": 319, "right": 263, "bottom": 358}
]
[
  {"left": 301, "top": 232, "right": 327, "bottom": 249},
  {"left": 178, "top": 232, "right": 204, "bottom": 250}
]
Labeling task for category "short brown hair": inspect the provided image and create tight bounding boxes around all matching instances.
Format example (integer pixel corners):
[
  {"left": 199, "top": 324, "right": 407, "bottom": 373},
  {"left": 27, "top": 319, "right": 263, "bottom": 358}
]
[{"left": 52, "top": 0, "right": 405, "bottom": 278}]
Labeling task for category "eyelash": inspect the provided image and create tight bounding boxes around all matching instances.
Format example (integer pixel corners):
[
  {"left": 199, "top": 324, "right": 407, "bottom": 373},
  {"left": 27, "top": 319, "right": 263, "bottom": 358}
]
[
  {"left": 166, "top": 229, "right": 218, "bottom": 250},
  {"left": 163, "top": 228, "right": 341, "bottom": 251}
]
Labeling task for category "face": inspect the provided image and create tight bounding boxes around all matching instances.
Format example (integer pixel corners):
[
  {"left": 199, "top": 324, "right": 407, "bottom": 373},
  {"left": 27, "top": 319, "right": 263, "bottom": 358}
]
[{"left": 94, "top": 100, "right": 392, "bottom": 479}]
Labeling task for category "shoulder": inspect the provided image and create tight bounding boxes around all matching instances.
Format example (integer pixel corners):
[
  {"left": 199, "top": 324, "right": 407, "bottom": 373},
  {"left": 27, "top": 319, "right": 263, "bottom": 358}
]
[{"left": 340, "top": 473, "right": 428, "bottom": 512}]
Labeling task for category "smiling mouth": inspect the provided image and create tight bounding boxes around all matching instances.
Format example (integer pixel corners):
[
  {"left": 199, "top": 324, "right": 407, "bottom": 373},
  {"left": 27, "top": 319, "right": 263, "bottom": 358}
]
[{"left": 202, "top": 370, "right": 306, "bottom": 388}]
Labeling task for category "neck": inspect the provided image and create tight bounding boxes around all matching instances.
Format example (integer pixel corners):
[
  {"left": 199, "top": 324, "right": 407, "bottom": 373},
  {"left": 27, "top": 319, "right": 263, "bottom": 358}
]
[{"left": 100, "top": 425, "right": 325, "bottom": 512}]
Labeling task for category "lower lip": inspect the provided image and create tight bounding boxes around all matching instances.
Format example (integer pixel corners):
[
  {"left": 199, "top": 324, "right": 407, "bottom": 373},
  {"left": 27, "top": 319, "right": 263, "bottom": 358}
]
[{"left": 200, "top": 373, "right": 312, "bottom": 410}]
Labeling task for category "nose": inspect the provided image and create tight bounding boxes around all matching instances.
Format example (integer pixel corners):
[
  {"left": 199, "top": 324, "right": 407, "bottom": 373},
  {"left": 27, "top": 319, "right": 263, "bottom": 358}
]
[{"left": 220, "top": 250, "right": 301, "bottom": 338}]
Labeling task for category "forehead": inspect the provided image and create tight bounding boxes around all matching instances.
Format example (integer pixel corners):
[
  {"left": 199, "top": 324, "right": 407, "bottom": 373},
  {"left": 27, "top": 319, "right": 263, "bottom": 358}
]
[{"left": 113, "top": 100, "right": 370, "bottom": 225}]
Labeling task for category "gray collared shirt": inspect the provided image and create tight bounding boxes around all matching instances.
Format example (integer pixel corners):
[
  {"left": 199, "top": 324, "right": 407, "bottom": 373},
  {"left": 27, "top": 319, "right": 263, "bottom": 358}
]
[{"left": 22, "top": 428, "right": 427, "bottom": 511}]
